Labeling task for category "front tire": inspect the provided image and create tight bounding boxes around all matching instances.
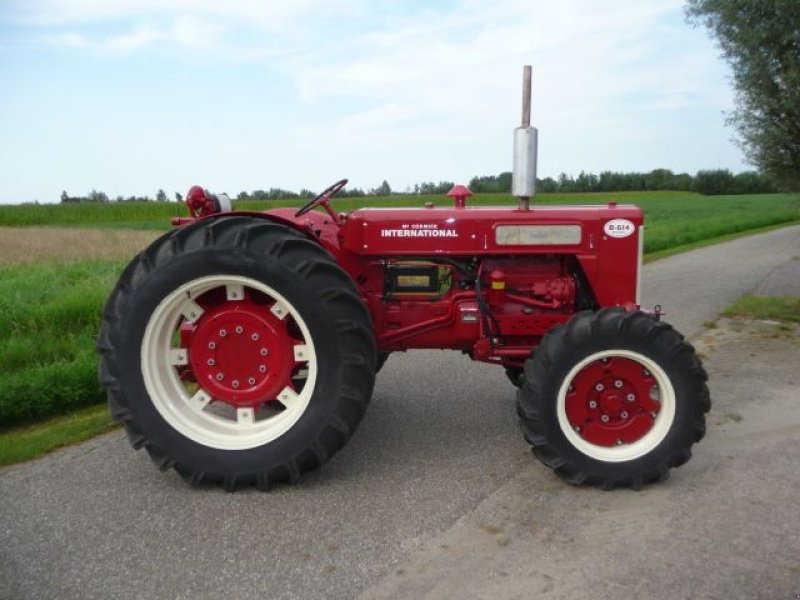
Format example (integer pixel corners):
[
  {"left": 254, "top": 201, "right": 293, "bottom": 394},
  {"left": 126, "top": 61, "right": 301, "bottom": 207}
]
[
  {"left": 97, "top": 216, "right": 376, "bottom": 489},
  {"left": 517, "top": 308, "right": 710, "bottom": 489}
]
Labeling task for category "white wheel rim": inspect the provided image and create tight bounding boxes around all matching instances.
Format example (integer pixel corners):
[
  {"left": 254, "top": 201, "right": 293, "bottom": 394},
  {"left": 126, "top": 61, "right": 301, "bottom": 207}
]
[
  {"left": 141, "top": 275, "right": 317, "bottom": 450},
  {"left": 556, "top": 349, "right": 676, "bottom": 462}
]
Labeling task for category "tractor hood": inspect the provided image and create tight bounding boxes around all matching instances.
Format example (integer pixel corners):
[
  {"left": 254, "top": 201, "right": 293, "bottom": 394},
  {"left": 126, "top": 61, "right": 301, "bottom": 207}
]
[{"left": 337, "top": 204, "right": 642, "bottom": 257}]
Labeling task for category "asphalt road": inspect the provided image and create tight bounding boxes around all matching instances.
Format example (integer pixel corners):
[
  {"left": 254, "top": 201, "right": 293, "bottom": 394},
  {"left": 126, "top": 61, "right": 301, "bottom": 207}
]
[
  {"left": 361, "top": 318, "right": 800, "bottom": 599},
  {"left": 1, "top": 224, "right": 799, "bottom": 600}
]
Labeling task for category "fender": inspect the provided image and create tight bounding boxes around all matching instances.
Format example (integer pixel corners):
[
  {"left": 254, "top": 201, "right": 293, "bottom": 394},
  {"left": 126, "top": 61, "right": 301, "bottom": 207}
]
[{"left": 171, "top": 209, "right": 345, "bottom": 260}]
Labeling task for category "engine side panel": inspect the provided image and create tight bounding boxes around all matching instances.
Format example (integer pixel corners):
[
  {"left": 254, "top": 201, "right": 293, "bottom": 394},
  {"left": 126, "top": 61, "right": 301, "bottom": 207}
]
[{"left": 336, "top": 205, "right": 642, "bottom": 307}]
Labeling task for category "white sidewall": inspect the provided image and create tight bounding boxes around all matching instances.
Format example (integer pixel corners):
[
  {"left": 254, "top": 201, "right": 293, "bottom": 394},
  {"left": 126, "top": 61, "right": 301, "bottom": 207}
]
[
  {"left": 140, "top": 275, "right": 317, "bottom": 450},
  {"left": 556, "top": 349, "right": 676, "bottom": 462}
]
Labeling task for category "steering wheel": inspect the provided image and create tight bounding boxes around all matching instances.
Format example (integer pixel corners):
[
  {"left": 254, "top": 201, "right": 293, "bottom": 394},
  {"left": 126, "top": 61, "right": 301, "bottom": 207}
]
[{"left": 295, "top": 178, "right": 348, "bottom": 218}]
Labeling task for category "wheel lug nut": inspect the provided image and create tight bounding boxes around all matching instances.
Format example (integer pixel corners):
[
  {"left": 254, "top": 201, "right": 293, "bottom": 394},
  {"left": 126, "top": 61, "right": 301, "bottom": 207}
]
[
  {"left": 626, "top": 393, "right": 635, "bottom": 402},
  {"left": 595, "top": 383, "right": 604, "bottom": 391},
  {"left": 252, "top": 333, "right": 259, "bottom": 341},
  {"left": 588, "top": 400, "right": 598, "bottom": 409},
  {"left": 258, "top": 365, "right": 267, "bottom": 373},
  {"left": 650, "top": 411, "right": 658, "bottom": 419},
  {"left": 215, "top": 373, "right": 224, "bottom": 381},
  {"left": 620, "top": 410, "right": 629, "bottom": 419},
  {"left": 232, "top": 380, "right": 240, "bottom": 389},
  {"left": 615, "top": 438, "right": 623, "bottom": 446},
  {"left": 642, "top": 369, "right": 650, "bottom": 376},
  {"left": 235, "top": 326, "right": 244, "bottom": 334},
  {"left": 574, "top": 426, "right": 581, "bottom": 432},
  {"left": 207, "top": 358, "right": 215, "bottom": 366},
  {"left": 600, "top": 414, "right": 610, "bottom": 423},
  {"left": 614, "top": 379, "right": 623, "bottom": 388},
  {"left": 219, "top": 329, "right": 227, "bottom": 337},
  {"left": 248, "top": 377, "right": 256, "bottom": 385},
  {"left": 260, "top": 348, "right": 268, "bottom": 356}
]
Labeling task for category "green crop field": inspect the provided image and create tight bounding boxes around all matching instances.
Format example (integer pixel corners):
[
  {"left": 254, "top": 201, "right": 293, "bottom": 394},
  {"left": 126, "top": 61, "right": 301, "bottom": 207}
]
[
  {"left": 1, "top": 191, "right": 798, "bottom": 253},
  {"left": 0, "top": 190, "right": 798, "bottom": 463}
]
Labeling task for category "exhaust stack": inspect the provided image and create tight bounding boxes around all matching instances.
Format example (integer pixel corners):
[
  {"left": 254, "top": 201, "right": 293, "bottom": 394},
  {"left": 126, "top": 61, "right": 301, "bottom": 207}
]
[{"left": 512, "top": 65, "right": 538, "bottom": 210}]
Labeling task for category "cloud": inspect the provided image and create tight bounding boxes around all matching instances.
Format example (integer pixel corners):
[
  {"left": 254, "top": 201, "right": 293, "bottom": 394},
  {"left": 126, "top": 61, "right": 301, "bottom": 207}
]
[
  {"left": 647, "top": 94, "right": 693, "bottom": 111},
  {"left": 0, "top": 0, "right": 744, "bottom": 203},
  {"left": 171, "top": 15, "right": 219, "bottom": 47},
  {"left": 289, "top": 0, "right": 710, "bottom": 143},
  {"left": 43, "top": 24, "right": 158, "bottom": 54},
  {"left": 6, "top": 0, "right": 367, "bottom": 30},
  {"left": 40, "top": 15, "right": 226, "bottom": 55}
]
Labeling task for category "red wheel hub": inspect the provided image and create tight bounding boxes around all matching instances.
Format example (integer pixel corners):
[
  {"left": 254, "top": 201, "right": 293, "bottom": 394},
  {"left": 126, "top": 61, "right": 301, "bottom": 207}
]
[
  {"left": 565, "top": 356, "right": 662, "bottom": 446},
  {"left": 187, "top": 297, "right": 298, "bottom": 407}
]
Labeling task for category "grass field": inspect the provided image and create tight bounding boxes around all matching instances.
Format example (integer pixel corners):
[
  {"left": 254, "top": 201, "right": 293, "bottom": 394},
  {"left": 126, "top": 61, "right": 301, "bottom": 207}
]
[
  {"left": 2, "top": 191, "right": 799, "bottom": 252},
  {"left": 0, "top": 260, "right": 124, "bottom": 425},
  {"left": 0, "top": 190, "right": 798, "bottom": 463}
]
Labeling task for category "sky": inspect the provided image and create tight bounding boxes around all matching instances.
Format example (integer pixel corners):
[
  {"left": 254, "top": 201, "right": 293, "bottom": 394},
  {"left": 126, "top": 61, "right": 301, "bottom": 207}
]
[{"left": 0, "top": 0, "right": 745, "bottom": 204}]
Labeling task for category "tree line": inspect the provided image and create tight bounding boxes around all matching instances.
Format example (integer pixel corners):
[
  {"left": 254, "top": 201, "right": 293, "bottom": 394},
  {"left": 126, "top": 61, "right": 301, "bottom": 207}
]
[
  {"left": 469, "top": 168, "right": 780, "bottom": 195},
  {"left": 59, "top": 167, "right": 782, "bottom": 204},
  {"left": 60, "top": 189, "right": 172, "bottom": 203}
]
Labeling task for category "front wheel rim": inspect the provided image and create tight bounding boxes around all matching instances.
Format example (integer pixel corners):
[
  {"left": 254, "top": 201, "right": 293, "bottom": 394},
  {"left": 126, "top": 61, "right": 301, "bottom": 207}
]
[
  {"left": 557, "top": 349, "right": 676, "bottom": 462},
  {"left": 141, "top": 275, "right": 317, "bottom": 451}
]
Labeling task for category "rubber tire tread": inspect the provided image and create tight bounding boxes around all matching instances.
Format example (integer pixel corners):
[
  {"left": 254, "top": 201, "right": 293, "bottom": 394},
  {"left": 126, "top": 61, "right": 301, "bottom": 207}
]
[
  {"left": 516, "top": 307, "right": 710, "bottom": 490},
  {"left": 375, "top": 352, "right": 390, "bottom": 373},
  {"left": 97, "top": 215, "right": 376, "bottom": 490},
  {"left": 505, "top": 367, "right": 524, "bottom": 388}
]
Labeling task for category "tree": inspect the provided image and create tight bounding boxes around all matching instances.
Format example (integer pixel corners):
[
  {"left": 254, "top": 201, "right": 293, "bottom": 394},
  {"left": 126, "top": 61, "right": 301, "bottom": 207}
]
[
  {"left": 88, "top": 189, "right": 109, "bottom": 203},
  {"left": 371, "top": 180, "right": 392, "bottom": 196},
  {"left": 644, "top": 169, "right": 675, "bottom": 190},
  {"left": 537, "top": 177, "right": 558, "bottom": 193},
  {"left": 687, "top": 0, "right": 800, "bottom": 189},
  {"left": 693, "top": 169, "right": 735, "bottom": 195},
  {"left": 156, "top": 189, "right": 168, "bottom": 202}
]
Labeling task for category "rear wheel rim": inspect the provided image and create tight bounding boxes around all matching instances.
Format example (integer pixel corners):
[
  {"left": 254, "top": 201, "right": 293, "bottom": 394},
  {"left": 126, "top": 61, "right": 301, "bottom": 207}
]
[
  {"left": 557, "top": 349, "right": 675, "bottom": 462},
  {"left": 141, "top": 275, "right": 317, "bottom": 450}
]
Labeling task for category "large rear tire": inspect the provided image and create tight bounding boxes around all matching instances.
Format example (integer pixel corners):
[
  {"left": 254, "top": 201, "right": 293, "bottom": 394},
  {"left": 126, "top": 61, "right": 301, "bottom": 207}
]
[
  {"left": 517, "top": 308, "right": 710, "bottom": 489},
  {"left": 97, "top": 216, "right": 375, "bottom": 489}
]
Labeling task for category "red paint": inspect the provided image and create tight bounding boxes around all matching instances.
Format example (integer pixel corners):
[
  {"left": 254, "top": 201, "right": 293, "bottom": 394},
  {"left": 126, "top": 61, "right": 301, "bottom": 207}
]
[
  {"left": 487, "top": 268, "right": 506, "bottom": 308},
  {"left": 185, "top": 186, "right": 216, "bottom": 218},
  {"left": 176, "top": 185, "right": 644, "bottom": 370},
  {"left": 446, "top": 184, "right": 473, "bottom": 208},
  {"left": 565, "top": 356, "right": 661, "bottom": 446},
  {"left": 188, "top": 295, "right": 297, "bottom": 407}
]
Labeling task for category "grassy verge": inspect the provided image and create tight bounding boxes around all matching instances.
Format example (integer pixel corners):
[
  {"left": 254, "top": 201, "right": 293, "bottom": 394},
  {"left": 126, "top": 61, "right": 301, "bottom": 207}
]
[
  {"left": 722, "top": 294, "right": 800, "bottom": 322},
  {"left": 0, "top": 260, "right": 124, "bottom": 425},
  {"left": 0, "top": 404, "right": 117, "bottom": 467},
  {"left": 644, "top": 219, "right": 800, "bottom": 263}
]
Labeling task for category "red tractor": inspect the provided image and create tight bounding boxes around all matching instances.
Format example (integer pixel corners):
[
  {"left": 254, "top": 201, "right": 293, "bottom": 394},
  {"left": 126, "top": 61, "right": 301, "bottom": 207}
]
[{"left": 98, "top": 68, "right": 709, "bottom": 490}]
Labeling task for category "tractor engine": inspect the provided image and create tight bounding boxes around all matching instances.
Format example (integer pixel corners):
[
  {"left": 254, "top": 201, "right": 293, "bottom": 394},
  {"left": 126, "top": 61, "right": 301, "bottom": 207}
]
[{"left": 364, "top": 255, "right": 581, "bottom": 368}]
